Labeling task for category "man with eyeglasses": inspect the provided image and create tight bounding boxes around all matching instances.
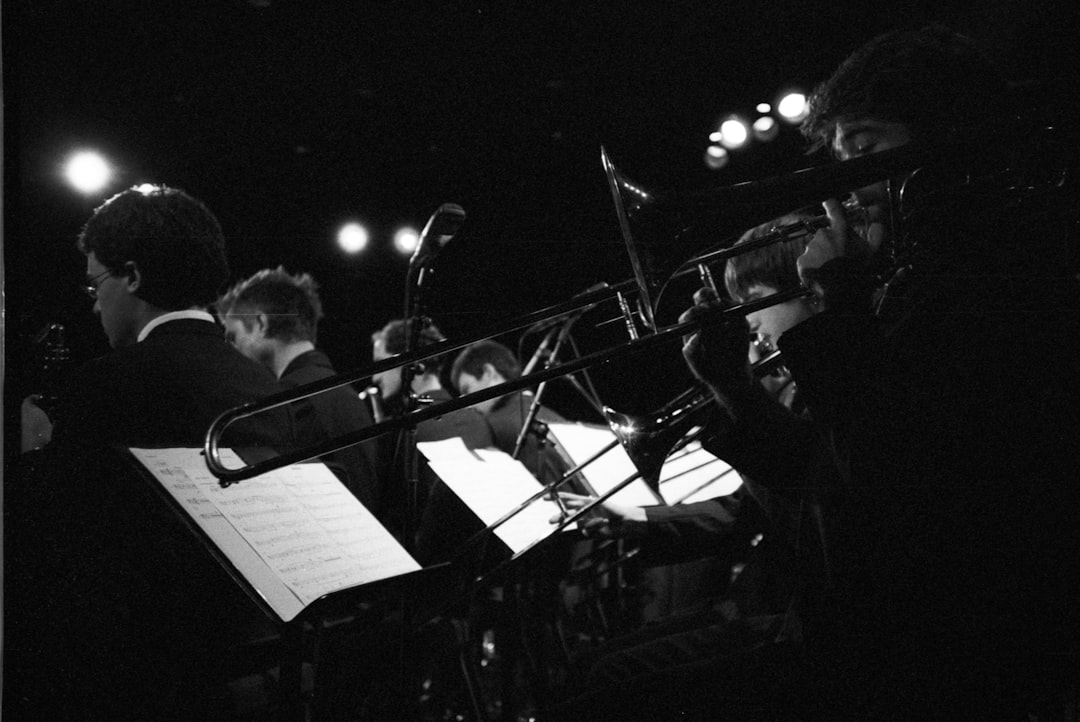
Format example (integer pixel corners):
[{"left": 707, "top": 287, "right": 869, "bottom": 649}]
[{"left": 10, "top": 185, "right": 293, "bottom": 720}]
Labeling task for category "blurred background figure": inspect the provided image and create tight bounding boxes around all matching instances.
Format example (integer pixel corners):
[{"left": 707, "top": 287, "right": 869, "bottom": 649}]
[{"left": 218, "top": 266, "right": 381, "bottom": 510}]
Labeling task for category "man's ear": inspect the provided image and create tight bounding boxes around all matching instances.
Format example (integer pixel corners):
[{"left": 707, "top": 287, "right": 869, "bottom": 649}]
[
  {"left": 252, "top": 312, "right": 270, "bottom": 335},
  {"left": 123, "top": 261, "right": 142, "bottom": 292},
  {"left": 481, "top": 363, "right": 500, "bottom": 382}
]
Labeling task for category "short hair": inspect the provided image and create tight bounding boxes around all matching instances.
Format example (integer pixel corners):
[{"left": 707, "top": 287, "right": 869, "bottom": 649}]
[
  {"left": 77, "top": 184, "right": 229, "bottom": 310},
  {"left": 217, "top": 267, "right": 324, "bottom": 344},
  {"left": 450, "top": 341, "right": 522, "bottom": 390},
  {"left": 723, "top": 212, "right": 814, "bottom": 303},
  {"left": 371, "top": 319, "right": 447, "bottom": 372},
  {"left": 801, "top": 24, "right": 1007, "bottom": 153}
]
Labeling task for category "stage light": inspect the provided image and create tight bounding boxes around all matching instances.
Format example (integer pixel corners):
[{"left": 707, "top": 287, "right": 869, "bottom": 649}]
[
  {"left": 337, "top": 222, "right": 369, "bottom": 254},
  {"left": 393, "top": 226, "right": 420, "bottom": 256},
  {"left": 777, "top": 92, "right": 808, "bottom": 123},
  {"left": 756, "top": 102, "right": 771, "bottom": 114},
  {"left": 717, "top": 117, "right": 749, "bottom": 149},
  {"left": 704, "top": 144, "right": 730, "bottom": 170},
  {"left": 64, "top": 150, "right": 113, "bottom": 194},
  {"left": 753, "top": 116, "right": 779, "bottom": 142}
]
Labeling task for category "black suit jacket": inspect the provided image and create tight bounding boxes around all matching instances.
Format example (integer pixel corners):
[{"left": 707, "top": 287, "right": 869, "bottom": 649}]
[
  {"left": 50, "top": 318, "right": 290, "bottom": 451},
  {"left": 8, "top": 318, "right": 294, "bottom": 719},
  {"left": 280, "top": 349, "right": 380, "bottom": 510}
]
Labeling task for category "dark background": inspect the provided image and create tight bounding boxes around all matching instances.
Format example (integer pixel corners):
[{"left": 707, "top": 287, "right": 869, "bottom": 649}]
[{"left": 4, "top": 0, "right": 1079, "bottom": 429}]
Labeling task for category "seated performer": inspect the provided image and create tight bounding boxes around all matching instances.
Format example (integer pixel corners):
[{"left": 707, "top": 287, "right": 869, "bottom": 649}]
[
  {"left": 546, "top": 215, "right": 825, "bottom": 720},
  {"left": 217, "top": 267, "right": 380, "bottom": 510},
  {"left": 682, "top": 25, "right": 1080, "bottom": 719},
  {"left": 450, "top": 339, "right": 569, "bottom": 483},
  {"left": 369, "top": 318, "right": 495, "bottom": 560},
  {"left": 9, "top": 185, "right": 293, "bottom": 720}
]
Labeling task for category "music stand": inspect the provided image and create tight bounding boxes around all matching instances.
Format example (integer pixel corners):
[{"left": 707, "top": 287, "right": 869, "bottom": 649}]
[{"left": 123, "top": 446, "right": 444, "bottom": 721}]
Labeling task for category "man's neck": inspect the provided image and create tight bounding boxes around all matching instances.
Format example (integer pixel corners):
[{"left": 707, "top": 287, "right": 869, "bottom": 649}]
[{"left": 272, "top": 340, "right": 317, "bottom": 379}]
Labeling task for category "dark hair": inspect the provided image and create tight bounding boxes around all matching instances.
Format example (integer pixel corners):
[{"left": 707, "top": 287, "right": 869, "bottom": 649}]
[
  {"left": 450, "top": 341, "right": 522, "bottom": 391},
  {"left": 371, "top": 319, "right": 447, "bottom": 372},
  {"left": 801, "top": 25, "right": 1007, "bottom": 153},
  {"left": 77, "top": 185, "right": 229, "bottom": 310},
  {"left": 724, "top": 212, "right": 814, "bottom": 302},
  {"left": 217, "top": 267, "right": 324, "bottom": 343}
]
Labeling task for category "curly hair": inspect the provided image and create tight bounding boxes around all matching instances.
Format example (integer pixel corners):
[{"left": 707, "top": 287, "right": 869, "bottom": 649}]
[
  {"left": 217, "top": 267, "right": 324, "bottom": 343},
  {"left": 801, "top": 24, "right": 1007, "bottom": 153},
  {"left": 77, "top": 185, "right": 229, "bottom": 310}
]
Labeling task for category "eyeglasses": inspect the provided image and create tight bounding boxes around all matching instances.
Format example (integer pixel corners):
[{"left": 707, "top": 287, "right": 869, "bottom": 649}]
[{"left": 83, "top": 269, "right": 114, "bottom": 299}]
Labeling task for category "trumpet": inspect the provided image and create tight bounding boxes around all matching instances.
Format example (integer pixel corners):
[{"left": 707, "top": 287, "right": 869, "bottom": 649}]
[{"left": 204, "top": 141, "right": 937, "bottom": 485}]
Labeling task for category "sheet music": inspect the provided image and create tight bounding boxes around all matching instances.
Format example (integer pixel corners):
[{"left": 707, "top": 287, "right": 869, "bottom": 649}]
[
  {"left": 545, "top": 422, "right": 740, "bottom": 506},
  {"left": 130, "top": 447, "right": 419, "bottom": 622},
  {"left": 544, "top": 423, "right": 663, "bottom": 506},
  {"left": 653, "top": 437, "right": 741, "bottom": 504},
  {"left": 416, "top": 439, "right": 573, "bottom": 554}
]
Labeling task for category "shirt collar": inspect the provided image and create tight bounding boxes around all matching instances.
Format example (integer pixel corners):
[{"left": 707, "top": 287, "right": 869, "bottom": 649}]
[{"left": 137, "top": 309, "right": 216, "bottom": 343}]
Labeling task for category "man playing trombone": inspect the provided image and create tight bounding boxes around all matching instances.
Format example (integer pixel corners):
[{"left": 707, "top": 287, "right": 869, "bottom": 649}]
[
  {"left": 547, "top": 213, "right": 827, "bottom": 720},
  {"left": 682, "top": 24, "right": 1080, "bottom": 720}
]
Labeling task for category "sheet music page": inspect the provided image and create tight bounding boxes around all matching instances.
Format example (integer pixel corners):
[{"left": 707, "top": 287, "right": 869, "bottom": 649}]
[
  {"left": 652, "top": 438, "right": 741, "bottom": 504},
  {"left": 544, "top": 422, "right": 663, "bottom": 506},
  {"left": 130, "top": 447, "right": 420, "bottom": 622},
  {"left": 545, "top": 422, "right": 741, "bottom": 506},
  {"left": 416, "top": 440, "right": 572, "bottom": 554}
]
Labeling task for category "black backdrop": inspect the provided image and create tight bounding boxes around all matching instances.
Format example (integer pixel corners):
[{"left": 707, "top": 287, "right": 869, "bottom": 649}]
[{"left": 5, "top": 0, "right": 1079, "bottom": 440}]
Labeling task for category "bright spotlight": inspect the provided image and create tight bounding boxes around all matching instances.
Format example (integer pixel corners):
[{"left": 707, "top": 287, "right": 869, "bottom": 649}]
[
  {"left": 753, "top": 116, "right": 780, "bottom": 142},
  {"left": 393, "top": 226, "right": 420, "bottom": 256},
  {"left": 704, "top": 144, "right": 730, "bottom": 170},
  {"left": 777, "top": 92, "right": 808, "bottom": 123},
  {"left": 756, "top": 102, "right": 772, "bottom": 114},
  {"left": 64, "top": 150, "right": 113, "bottom": 194},
  {"left": 717, "top": 118, "right": 749, "bottom": 149},
  {"left": 337, "top": 222, "right": 369, "bottom": 254}
]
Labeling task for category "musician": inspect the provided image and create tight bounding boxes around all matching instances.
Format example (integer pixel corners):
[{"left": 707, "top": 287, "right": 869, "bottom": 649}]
[
  {"left": 216, "top": 267, "right": 380, "bottom": 510},
  {"left": 369, "top": 318, "right": 495, "bottom": 559},
  {"left": 9, "top": 185, "right": 292, "bottom": 719},
  {"left": 683, "top": 25, "right": 1080, "bottom": 718},
  {"left": 546, "top": 217, "right": 826, "bottom": 720},
  {"left": 450, "top": 339, "right": 569, "bottom": 483}
]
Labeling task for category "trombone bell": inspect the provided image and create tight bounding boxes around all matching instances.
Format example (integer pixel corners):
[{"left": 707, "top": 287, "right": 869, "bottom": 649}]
[{"left": 603, "top": 386, "right": 714, "bottom": 492}]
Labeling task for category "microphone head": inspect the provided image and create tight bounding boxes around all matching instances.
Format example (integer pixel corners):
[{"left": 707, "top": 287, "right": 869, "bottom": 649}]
[
  {"left": 425, "top": 203, "right": 466, "bottom": 244},
  {"left": 411, "top": 203, "right": 466, "bottom": 266}
]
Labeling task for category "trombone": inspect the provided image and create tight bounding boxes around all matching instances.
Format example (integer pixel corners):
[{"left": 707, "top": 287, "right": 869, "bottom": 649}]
[{"left": 204, "top": 141, "right": 935, "bottom": 485}]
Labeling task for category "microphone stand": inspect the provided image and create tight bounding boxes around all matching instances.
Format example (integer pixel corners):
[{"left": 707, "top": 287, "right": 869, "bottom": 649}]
[
  {"left": 401, "top": 262, "right": 433, "bottom": 549},
  {"left": 513, "top": 317, "right": 577, "bottom": 520},
  {"left": 512, "top": 317, "right": 575, "bottom": 461}
]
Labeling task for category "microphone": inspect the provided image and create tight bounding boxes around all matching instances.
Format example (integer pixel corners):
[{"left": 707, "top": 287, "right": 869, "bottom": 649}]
[{"left": 410, "top": 203, "right": 466, "bottom": 267}]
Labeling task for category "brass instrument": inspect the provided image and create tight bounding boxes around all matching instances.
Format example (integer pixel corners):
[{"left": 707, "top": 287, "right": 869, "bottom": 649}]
[{"left": 204, "top": 141, "right": 936, "bottom": 485}]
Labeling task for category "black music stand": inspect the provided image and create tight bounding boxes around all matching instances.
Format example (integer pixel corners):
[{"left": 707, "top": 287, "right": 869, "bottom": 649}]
[{"left": 121, "top": 446, "right": 448, "bottom": 721}]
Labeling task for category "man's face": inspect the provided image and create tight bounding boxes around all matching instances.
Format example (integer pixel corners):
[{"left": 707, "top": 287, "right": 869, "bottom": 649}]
[
  {"left": 221, "top": 313, "right": 272, "bottom": 368},
  {"left": 743, "top": 284, "right": 817, "bottom": 354},
  {"left": 371, "top": 337, "right": 403, "bottom": 398},
  {"left": 87, "top": 252, "right": 140, "bottom": 348},
  {"left": 833, "top": 119, "right": 912, "bottom": 227},
  {"left": 743, "top": 283, "right": 818, "bottom": 399},
  {"left": 455, "top": 364, "right": 503, "bottom": 415}
]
